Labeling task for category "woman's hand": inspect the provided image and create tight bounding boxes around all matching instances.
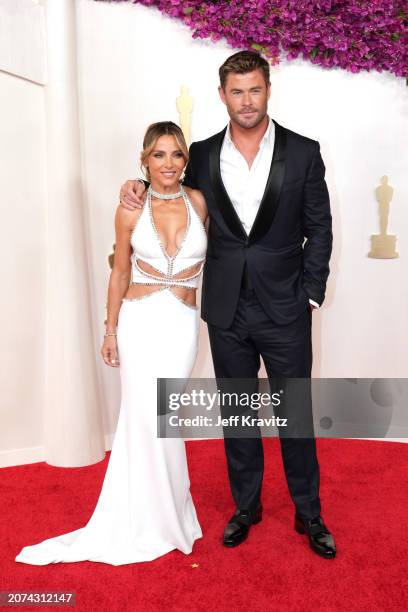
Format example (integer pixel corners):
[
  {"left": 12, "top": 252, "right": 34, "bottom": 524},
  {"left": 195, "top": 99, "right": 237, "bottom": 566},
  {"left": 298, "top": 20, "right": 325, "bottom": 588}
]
[{"left": 101, "top": 336, "right": 120, "bottom": 367}]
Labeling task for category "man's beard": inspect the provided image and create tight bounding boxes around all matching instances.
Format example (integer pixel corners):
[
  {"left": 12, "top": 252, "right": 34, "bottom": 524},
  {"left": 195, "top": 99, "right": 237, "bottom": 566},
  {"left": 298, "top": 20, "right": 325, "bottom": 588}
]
[{"left": 232, "top": 108, "right": 267, "bottom": 129}]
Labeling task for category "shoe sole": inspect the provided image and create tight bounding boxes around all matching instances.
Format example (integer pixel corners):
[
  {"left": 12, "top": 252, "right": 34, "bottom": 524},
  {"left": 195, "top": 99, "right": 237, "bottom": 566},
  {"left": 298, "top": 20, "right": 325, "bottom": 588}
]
[{"left": 223, "top": 515, "right": 262, "bottom": 548}]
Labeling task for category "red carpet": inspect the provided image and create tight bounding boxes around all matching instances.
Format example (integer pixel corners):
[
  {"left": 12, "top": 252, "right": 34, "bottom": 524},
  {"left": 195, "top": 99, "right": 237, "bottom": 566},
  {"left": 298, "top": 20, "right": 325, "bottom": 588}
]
[{"left": 2, "top": 439, "right": 408, "bottom": 611}]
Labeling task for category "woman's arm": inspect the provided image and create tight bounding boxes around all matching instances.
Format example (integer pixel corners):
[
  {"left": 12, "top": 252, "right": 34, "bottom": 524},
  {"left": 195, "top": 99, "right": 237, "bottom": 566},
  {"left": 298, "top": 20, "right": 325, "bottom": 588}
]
[{"left": 101, "top": 205, "right": 139, "bottom": 367}]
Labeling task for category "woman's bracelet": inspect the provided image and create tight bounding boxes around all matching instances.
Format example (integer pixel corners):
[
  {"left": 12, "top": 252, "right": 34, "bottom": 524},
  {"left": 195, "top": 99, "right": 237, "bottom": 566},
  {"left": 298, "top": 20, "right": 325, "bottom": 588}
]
[{"left": 104, "top": 331, "right": 117, "bottom": 338}]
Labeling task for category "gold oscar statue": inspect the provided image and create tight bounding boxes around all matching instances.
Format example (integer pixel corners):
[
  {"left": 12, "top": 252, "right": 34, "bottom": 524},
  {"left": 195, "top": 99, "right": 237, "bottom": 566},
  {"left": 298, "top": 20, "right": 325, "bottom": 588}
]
[
  {"left": 108, "top": 243, "right": 116, "bottom": 269},
  {"left": 368, "top": 176, "right": 399, "bottom": 259},
  {"left": 176, "top": 85, "right": 193, "bottom": 146}
]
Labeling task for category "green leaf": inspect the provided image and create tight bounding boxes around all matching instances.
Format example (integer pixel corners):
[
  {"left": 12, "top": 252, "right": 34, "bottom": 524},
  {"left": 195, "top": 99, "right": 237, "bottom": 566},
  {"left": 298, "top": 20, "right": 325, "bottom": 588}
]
[
  {"left": 183, "top": 7, "right": 193, "bottom": 15},
  {"left": 251, "top": 43, "right": 263, "bottom": 51},
  {"left": 390, "top": 33, "right": 400, "bottom": 41},
  {"left": 310, "top": 47, "right": 318, "bottom": 59}
]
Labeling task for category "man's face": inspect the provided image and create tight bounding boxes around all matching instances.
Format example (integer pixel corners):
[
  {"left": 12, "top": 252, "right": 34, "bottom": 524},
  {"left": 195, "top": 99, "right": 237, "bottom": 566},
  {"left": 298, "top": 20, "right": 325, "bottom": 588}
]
[{"left": 219, "top": 69, "right": 270, "bottom": 129}]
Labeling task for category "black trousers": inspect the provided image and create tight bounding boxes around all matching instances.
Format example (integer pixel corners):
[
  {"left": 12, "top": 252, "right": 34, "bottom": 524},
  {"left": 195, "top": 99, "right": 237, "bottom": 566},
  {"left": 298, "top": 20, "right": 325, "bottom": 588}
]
[{"left": 207, "top": 284, "right": 321, "bottom": 521}]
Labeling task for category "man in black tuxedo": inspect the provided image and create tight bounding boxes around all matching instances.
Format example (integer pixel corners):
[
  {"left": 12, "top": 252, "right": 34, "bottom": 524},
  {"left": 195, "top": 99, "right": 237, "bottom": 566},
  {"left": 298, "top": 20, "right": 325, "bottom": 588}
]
[{"left": 120, "top": 51, "right": 335, "bottom": 559}]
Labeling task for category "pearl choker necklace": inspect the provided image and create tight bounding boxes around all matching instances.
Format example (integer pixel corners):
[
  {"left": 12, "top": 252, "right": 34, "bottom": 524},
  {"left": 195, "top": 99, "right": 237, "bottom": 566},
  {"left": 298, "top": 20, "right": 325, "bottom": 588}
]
[{"left": 148, "top": 186, "right": 183, "bottom": 200}]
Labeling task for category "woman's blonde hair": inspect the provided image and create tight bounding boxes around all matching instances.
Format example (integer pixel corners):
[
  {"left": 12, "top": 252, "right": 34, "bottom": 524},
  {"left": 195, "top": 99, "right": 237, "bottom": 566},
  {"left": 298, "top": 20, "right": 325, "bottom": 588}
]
[{"left": 140, "top": 121, "right": 189, "bottom": 181}]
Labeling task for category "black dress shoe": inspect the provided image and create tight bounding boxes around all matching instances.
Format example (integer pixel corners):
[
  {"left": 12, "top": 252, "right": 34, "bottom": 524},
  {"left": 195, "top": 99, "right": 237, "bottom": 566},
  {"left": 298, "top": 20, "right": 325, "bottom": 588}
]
[
  {"left": 223, "top": 506, "right": 262, "bottom": 547},
  {"left": 295, "top": 515, "right": 336, "bottom": 559}
]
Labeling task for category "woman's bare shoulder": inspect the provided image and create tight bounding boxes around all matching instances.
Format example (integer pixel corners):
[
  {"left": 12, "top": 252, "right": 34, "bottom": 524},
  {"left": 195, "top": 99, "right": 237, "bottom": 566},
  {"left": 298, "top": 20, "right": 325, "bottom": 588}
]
[
  {"left": 115, "top": 202, "right": 143, "bottom": 232},
  {"left": 184, "top": 187, "right": 207, "bottom": 217},
  {"left": 184, "top": 186, "right": 205, "bottom": 204}
]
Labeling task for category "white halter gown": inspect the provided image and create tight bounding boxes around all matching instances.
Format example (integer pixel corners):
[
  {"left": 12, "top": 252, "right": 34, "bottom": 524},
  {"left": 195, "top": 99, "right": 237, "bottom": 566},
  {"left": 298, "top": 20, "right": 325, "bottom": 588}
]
[{"left": 15, "top": 186, "right": 207, "bottom": 565}]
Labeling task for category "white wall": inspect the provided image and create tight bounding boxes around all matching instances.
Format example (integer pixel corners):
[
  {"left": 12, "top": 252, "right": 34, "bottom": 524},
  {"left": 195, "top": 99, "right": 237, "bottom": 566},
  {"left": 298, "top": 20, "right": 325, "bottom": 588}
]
[
  {"left": 0, "top": 0, "right": 46, "bottom": 84},
  {"left": 0, "top": 69, "right": 47, "bottom": 462},
  {"left": 1, "top": 0, "right": 407, "bottom": 466}
]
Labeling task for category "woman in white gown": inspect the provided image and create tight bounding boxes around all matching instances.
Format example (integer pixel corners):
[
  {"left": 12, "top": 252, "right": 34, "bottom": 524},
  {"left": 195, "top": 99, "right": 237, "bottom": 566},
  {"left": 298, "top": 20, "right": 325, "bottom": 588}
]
[{"left": 15, "top": 122, "right": 208, "bottom": 566}]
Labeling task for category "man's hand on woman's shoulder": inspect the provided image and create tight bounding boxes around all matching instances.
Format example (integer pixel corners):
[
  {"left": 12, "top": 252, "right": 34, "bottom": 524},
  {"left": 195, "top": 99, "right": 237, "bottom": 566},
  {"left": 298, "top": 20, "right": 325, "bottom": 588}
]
[{"left": 120, "top": 179, "right": 146, "bottom": 211}]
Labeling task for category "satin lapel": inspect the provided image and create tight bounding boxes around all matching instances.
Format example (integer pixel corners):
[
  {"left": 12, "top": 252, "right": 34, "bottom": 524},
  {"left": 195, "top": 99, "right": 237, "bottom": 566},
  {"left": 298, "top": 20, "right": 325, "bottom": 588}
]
[
  {"left": 247, "top": 120, "right": 287, "bottom": 245},
  {"left": 208, "top": 127, "right": 248, "bottom": 240}
]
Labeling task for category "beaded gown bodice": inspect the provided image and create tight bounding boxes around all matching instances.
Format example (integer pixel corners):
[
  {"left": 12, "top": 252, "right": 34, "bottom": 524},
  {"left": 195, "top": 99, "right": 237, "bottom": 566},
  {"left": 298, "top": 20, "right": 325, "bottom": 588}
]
[{"left": 130, "top": 186, "right": 207, "bottom": 289}]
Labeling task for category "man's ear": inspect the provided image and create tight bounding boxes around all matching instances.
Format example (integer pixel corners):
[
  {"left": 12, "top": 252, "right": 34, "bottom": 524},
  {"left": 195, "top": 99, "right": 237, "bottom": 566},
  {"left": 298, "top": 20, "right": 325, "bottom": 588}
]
[
  {"left": 218, "top": 85, "right": 226, "bottom": 105},
  {"left": 267, "top": 82, "right": 271, "bottom": 101}
]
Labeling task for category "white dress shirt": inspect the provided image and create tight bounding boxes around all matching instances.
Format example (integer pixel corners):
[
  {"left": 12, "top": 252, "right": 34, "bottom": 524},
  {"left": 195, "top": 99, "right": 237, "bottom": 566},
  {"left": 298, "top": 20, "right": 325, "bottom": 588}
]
[
  {"left": 220, "top": 116, "right": 275, "bottom": 236},
  {"left": 220, "top": 116, "right": 319, "bottom": 308}
]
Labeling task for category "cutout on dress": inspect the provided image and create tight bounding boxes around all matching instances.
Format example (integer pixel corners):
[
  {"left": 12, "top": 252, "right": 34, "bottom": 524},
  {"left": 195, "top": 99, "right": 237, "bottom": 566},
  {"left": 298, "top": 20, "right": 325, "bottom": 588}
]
[
  {"left": 136, "top": 258, "right": 204, "bottom": 281},
  {"left": 126, "top": 258, "right": 205, "bottom": 307},
  {"left": 149, "top": 192, "right": 190, "bottom": 260}
]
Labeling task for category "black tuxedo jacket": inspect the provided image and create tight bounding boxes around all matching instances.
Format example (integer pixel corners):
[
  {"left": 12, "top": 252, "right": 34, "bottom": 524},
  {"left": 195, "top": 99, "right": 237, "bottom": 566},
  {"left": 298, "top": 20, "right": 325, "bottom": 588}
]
[{"left": 183, "top": 119, "right": 332, "bottom": 329}]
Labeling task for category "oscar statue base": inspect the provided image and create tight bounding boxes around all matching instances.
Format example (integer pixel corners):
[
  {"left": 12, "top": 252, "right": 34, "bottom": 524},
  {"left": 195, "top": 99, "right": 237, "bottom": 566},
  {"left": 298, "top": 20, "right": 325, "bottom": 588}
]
[{"left": 368, "top": 234, "right": 398, "bottom": 259}]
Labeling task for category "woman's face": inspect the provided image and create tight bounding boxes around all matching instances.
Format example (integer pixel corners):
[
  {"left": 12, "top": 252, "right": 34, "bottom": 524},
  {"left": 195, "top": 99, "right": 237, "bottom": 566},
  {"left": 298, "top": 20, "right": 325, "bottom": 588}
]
[{"left": 146, "top": 135, "right": 186, "bottom": 188}]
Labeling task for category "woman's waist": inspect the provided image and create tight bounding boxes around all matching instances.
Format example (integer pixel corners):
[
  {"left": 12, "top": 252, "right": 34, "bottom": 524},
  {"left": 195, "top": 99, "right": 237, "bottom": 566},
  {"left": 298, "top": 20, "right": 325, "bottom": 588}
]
[
  {"left": 132, "top": 254, "right": 205, "bottom": 270},
  {"left": 123, "top": 284, "right": 199, "bottom": 309},
  {"left": 131, "top": 256, "right": 204, "bottom": 288},
  {"left": 130, "top": 277, "right": 200, "bottom": 289}
]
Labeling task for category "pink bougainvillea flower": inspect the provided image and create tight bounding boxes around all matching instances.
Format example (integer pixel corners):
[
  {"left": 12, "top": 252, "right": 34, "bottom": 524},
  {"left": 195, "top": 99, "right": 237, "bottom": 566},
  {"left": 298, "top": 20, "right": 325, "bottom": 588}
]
[{"left": 95, "top": 0, "right": 408, "bottom": 80}]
